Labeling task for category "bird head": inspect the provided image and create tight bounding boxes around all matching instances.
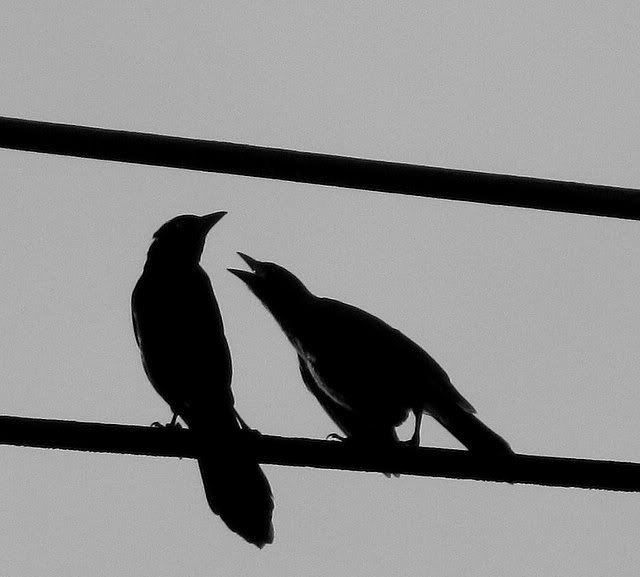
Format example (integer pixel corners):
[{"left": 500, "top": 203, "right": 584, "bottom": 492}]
[
  {"left": 228, "top": 253, "right": 313, "bottom": 321},
  {"left": 147, "top": 212, "right": 227, "bottom": 263}
]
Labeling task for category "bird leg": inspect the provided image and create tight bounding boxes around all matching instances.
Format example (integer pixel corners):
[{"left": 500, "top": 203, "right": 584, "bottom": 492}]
[
  {"left": 407, "top": 409, "right": 422, "bottom": 447},
  {"left": 234, "top": 409, "right": 263, "bottom": 442},
  {"left": 234, "top": 409, "right": 252, "bottom": 431},
  {"left": 151, "top": 412, "right": 182, "bottom": 429}
]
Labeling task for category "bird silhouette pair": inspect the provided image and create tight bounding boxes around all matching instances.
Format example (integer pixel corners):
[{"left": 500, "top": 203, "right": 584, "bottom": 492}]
[{"left": 132, "top": 212, "right": 512, "bottom": 548}]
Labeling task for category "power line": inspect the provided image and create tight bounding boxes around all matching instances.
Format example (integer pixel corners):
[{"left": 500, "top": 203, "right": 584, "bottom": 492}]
[
  {"left": 2, "top": 118, "right": 639, "bottom": 492},
  {"left": 2, "top": 415, "right": 639, "bottom": 492},
  {"left": 1, "top": 116, "right": 640, "bottom": 220}
]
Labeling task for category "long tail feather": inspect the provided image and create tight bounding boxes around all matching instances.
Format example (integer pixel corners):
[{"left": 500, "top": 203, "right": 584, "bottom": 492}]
[
  {"left": 197, "top": 452, "right": 274, "bottom": 547},
  {"left": 433, "top": 408, "right": 513, "bottom": 455},
  {"left": 186, "top": 414, "right": 274, "bottom": 548}
]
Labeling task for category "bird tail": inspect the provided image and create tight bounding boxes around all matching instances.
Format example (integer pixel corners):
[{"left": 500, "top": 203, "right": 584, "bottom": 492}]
[
  {"left": 189, "top": 418, "right": 274, "bottom": 548},
  {"left": 432, "top": 407, "right": 513, "bottom": 455}
]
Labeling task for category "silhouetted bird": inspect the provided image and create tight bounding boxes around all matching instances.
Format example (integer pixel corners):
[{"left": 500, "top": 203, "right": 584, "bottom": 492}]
[
  {"left": 132, "top": 214, "right": 274, "bottom": 548},
  {"left": 229, "top": 254, "right": 512, "bottom": 455}
]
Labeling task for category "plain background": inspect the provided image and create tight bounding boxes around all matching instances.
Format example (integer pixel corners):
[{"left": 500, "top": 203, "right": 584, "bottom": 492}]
[{"left": 1, "top": 3, "right": 640, "bottom": 575}]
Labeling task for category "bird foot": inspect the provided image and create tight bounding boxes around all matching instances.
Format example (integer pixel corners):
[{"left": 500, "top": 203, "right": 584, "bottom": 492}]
[
  {"left": 150, "top": 421, "right": 182, "bottom": 429},
  {"left": 326, "top": 432, "right": 348, "bottom": 442}
]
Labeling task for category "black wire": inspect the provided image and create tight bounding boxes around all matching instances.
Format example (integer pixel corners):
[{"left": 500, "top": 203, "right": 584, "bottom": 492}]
[
  {"left": 2, "top": 116, "right": 640, "bottom": 220},
  {"left": 2, "top": 415, "right": 639, "bottom": 492}
]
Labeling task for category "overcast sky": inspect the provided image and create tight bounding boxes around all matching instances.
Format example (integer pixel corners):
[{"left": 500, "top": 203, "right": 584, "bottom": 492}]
[{"left": 2, "top": 3, "right": 640, "bottom": 576}]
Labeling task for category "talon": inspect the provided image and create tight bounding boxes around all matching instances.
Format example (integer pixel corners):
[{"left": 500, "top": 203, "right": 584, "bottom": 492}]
[
  {"left": 326, "top": 433, "right": 347, "bottom": 442},
  {"left": 150, "top": 420, "right": 182, "bottom": 429},
  {"left": 233, "top": 410, "right": 264, "bottom": 442},
  {"left": 234, "top": 409, "right": 255, "bottom": 433}
]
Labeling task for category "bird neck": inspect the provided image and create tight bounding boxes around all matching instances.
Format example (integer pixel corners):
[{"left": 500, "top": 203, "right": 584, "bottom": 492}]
[
  {"left": 267, "top": 294, "right": 314, "bottom": 335},
  {"left": 145, "top": 238, "right": 203, "bottom": 269}
]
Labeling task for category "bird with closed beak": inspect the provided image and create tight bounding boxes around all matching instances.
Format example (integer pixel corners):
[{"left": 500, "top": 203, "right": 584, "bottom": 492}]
[
  {"left": 132, "top": 214, "right": 274, "bottom": 548},
  {"left": 229, "top": 254, "right": 512, "bottom": 456}
]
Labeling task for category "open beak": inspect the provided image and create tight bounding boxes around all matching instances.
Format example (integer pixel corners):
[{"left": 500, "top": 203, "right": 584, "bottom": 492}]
[
  {"left": 227, "top": 267, "right": 255, "bottom": 284},
  {"left": 228, "top": 252, "right": 263, "bottom": 286},
  {"left": 236, "top": 252, "right": 261, "bottom": 272}
]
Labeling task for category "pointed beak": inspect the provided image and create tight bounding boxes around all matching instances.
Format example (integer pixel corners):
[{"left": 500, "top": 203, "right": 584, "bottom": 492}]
[
  {"left": 200, "top": 211, "right": 227, "bottom": 232},
  {"left": 236, "top": 252, "right": 261, "bottom": 272},
  {"left": 227, "top": 267, "right": 256, "bottom": 285},
  {"left": 228, "top": 252, "right": 265, "bottom": 289}
]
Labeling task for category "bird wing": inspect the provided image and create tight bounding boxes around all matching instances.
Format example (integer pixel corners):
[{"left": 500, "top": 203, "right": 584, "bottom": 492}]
[
  {"left": 302, "top": 297, "right": 475, "bottom": 417},
  {"left": 297, "top": 355, "right": 400, "bottom": 444},
  {"left": 132, "top": 266, "right": 234, "bottom": 418}
]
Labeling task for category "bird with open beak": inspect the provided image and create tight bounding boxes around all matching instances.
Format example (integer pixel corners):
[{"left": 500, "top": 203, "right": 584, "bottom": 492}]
[{"left": 229, "top": 253, "right": 512, "bottom": 456}]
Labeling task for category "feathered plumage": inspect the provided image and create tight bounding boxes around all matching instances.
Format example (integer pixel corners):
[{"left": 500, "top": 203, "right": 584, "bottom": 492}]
[
  {"left": 229, "top": 253, "right": 511, "bottom": 456},
  {"left": 132, "top": 215, "right": 273, "bottom": 547}
]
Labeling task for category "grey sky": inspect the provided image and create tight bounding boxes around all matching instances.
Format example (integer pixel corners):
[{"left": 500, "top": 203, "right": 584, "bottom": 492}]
[{"left": 1, "top": 3, "right": 640, "bottom": 575}]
